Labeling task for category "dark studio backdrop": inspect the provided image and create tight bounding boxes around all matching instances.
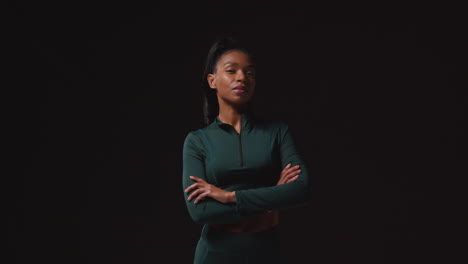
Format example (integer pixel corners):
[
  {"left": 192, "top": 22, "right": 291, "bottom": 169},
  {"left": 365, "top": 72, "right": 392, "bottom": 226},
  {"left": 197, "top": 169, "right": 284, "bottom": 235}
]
[{"left": 9, "top": 1, "right": 467, "bottom": 264}]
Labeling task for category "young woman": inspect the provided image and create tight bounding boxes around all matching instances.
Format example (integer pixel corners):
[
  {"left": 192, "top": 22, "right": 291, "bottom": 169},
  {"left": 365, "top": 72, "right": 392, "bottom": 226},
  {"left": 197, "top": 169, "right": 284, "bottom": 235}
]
[{"left": 182, "top": 36, "right": 310, "bottom": 263}]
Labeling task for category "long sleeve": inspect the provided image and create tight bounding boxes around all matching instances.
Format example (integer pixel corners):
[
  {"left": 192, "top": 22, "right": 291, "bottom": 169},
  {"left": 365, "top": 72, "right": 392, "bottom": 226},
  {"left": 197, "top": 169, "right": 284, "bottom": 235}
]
[
  {"left": 182, "top": 131, "right": 264, "bottom": 224},
  {"left": 234, "top": 122, "right": 311, "bottom": 215}
]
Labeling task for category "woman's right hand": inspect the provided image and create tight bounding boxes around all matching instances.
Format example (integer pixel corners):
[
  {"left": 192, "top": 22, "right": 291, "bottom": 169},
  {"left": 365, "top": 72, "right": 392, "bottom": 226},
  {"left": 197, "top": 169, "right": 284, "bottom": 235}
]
[
  {"left": 266, "top": 164, "right": 300, "bottom": 215},
  {"left": 276, "top": 163, "right": 301, "bottom": 185}
]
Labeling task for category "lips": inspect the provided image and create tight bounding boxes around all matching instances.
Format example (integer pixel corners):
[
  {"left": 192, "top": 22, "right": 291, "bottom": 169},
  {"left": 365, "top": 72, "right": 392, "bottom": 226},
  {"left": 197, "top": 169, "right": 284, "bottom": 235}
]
[{"left": 232, "top": 86, "right": 248, "bottom": 93}]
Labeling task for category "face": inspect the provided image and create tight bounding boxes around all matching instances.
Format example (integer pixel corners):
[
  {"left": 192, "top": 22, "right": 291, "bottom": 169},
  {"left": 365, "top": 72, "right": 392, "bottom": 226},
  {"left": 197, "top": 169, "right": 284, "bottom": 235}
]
[{"left": 207, "top": 50, "right": 256, "bottom": 107}]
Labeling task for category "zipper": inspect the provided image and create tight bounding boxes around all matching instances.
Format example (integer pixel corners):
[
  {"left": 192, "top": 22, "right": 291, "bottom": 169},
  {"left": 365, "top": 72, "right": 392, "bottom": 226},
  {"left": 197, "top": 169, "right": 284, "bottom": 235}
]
[{"left": 238, "top": 130, "right": 243, "bottom": 167}]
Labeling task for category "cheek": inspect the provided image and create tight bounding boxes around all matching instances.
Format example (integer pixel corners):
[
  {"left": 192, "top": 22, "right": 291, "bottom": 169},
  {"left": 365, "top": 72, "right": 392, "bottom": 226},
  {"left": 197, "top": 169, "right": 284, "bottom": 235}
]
[{"left": 217, "top": 75, "right": 233, "bottom": 88}]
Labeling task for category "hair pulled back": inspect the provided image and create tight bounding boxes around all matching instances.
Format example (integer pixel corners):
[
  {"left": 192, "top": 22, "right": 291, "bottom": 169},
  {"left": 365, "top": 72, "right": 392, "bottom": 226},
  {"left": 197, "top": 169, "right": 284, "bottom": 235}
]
[{"left": 202, "top": 36, "right": 256, "bottom": 126}]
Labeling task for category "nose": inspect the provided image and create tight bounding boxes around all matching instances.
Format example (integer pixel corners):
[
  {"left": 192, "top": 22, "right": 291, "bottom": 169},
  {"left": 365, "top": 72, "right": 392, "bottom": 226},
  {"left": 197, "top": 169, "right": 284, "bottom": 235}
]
[{"left": 236, "top": 71, "right": 246, "bottom": 82}]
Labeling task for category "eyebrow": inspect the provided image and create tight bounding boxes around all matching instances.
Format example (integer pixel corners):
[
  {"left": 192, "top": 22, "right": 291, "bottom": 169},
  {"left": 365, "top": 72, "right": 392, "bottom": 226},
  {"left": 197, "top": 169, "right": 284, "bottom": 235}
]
[{"left": 223, "top": 62, "right": 255, "bottom": 68}]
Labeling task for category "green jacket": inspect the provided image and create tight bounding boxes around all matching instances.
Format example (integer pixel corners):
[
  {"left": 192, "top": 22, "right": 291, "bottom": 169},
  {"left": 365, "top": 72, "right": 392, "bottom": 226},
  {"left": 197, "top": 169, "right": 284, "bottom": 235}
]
[{"left": 182, "top": 112, "right": 310, "bottom": 224}]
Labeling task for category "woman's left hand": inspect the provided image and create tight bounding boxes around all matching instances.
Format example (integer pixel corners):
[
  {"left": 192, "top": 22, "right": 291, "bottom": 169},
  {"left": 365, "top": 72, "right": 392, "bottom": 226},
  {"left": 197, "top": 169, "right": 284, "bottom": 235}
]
[{"left": 185, "top": 176, "right": 234, "bottom": 204}]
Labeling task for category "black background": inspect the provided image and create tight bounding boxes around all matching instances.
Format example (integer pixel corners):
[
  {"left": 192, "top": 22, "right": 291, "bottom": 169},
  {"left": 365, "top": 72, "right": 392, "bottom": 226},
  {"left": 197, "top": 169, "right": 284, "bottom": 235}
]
[{"left": 9, "top": 1, "right": 467, "bottom": 263}]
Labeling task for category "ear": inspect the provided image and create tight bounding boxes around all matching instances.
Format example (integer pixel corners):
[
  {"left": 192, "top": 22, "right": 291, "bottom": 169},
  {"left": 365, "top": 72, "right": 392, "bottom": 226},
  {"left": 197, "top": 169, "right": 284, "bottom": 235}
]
[{"left": 207, "top": 73, "right": 216, "bottom": 89}]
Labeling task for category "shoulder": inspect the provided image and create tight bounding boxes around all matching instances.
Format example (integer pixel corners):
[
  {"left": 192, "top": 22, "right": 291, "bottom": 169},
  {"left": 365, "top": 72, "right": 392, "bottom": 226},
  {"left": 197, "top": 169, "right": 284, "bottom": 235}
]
[
  {"left": 255, "top": 117, "right": 289, "bottom": 132},
  {"left": 183, "top": 129, "right": 204, "bottom": 148},
  {"left": 251, "top": 118, "right": 290, "bottom": 145},
  {"left": 184, "top": 128, "right": 206, "bottom": 141},
  {"left": 183, "top": 130, "right": 209, "bottom": 158}
]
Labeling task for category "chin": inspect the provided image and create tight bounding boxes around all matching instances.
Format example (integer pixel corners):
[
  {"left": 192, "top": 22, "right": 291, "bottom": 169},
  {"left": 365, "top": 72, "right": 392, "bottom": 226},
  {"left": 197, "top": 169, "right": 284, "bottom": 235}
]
[
  {"left": 224, "top": 98, "right": 250, "bottom": 108},
  {"left": 233, "top": 100, "right": 250, "bottom": 108},
  {"left": 237, "top": 95, "right": 251, "bottom": 100}
]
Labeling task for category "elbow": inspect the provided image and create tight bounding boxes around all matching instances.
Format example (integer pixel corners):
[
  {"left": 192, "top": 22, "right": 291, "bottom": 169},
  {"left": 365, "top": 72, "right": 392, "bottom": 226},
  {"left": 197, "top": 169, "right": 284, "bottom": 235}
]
[
  {"left": 189, "top": 211, "right": 207, "bottom": 224},
  {"left": 191, "top": 218, "right": 204, "bottom": 225},
  {"left": 189, "top": 210, "right": 217, "bottom": 225}
]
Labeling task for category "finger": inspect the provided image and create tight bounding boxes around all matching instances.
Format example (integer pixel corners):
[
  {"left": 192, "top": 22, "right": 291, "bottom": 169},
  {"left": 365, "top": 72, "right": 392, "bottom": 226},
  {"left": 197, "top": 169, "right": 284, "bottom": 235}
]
[
  {"left": 285, "top": 169, "right": 301, "bottom": 180},
  {"left": 284, "top": 173, "right": 299, "bottom": 182},
  {"left": 286, "top": 175, "right": 299, "bottom": 183},
  {"left": 184, "top": 183, "right": 200, "bottom": 193},
  {"left": 278, "top": 164, "right": 298, "bottom": 184},
  {"left": 189, "top": 176, "right": 206, "bottom": 183},
  {"left": 289, "top": 164, "right": 300, "bottom": 172},
  {"left": 194, "top": 192, "right": 210, "bottom": 204},
  {"left": 280, "top": 165, "right": 295, "bottom": 178},
  {"left": 278, "top": 171, "right": 291, "bottom": 183},
  {"left": 284, "top": 164, "right": 300, "bottom": 175},
  {"left": 187, "top": 188, "right": 204, "bottom": 201}
]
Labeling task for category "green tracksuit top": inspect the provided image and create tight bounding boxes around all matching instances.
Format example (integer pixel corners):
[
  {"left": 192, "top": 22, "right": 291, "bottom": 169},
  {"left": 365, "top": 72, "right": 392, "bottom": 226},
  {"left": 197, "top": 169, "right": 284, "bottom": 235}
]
[{"left": 182, "top": 112, "right": 310, "bottom": 224}]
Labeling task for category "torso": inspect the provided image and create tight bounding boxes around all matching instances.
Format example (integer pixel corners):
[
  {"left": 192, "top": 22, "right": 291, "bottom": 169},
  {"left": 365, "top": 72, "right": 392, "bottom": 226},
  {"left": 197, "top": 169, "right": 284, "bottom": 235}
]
[
  {"left": 210, "top": 210, "right": 279, "bottom": 232},
  {"left": 199, "top": 114, "right": 284, "bottom": 232}
]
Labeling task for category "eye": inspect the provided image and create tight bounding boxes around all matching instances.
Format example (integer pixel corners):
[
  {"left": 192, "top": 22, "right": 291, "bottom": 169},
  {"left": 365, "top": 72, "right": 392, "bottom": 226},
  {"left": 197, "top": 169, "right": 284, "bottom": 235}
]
[
  {"left": 226, "top": 70, "right": 236, "bottom": 73},
  {"left": 245, "top": 71, "right": 255, "bottom": 77}
]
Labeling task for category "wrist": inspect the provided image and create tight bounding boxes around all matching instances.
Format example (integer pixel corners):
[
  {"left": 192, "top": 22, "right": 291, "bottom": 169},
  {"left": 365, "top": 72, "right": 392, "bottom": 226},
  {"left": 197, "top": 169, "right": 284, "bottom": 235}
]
[{"left": 227, "top": 191, "right": 236, "bottom": 203}]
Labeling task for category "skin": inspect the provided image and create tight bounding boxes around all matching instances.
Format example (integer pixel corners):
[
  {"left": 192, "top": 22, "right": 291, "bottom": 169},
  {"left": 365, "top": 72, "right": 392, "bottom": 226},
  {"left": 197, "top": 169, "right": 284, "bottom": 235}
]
[{"left": 184, "top": 50, "right": 301, "bottom": 232}]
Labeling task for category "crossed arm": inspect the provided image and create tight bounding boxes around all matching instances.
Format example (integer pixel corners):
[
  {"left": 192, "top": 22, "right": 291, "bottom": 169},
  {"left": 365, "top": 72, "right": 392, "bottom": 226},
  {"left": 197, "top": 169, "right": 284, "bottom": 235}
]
[
  {"left": 185, "top": 163, "right": 301, "bottom": 204},
  {"left": 182, "top": 123, "right": 310, "bottom": 224}
]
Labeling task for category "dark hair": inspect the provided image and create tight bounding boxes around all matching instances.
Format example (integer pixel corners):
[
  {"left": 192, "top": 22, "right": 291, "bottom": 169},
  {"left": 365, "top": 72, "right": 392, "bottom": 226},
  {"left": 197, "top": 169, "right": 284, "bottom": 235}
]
[{"left": 202, "top": 36, "right": 256, "bottom": 126}]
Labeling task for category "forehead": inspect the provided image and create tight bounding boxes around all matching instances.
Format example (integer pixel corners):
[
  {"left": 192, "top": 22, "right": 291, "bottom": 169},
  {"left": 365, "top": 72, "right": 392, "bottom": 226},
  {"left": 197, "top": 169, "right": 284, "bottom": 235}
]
[{"left": 217, "top": 50, "right": 252, "bottom": 66}]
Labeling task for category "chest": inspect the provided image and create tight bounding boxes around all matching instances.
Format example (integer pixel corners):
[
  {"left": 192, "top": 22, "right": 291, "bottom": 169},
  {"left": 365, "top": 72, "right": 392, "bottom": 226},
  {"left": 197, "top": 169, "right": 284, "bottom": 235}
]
[{"left": 202, "top": 129, "right": 281, "bottom": 188}]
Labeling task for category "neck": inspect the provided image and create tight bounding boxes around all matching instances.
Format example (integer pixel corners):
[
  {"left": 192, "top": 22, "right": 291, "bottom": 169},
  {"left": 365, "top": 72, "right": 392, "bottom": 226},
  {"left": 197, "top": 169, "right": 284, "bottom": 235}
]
[{"left": 217, "top": 99, "right": 247, "bottom": 128}]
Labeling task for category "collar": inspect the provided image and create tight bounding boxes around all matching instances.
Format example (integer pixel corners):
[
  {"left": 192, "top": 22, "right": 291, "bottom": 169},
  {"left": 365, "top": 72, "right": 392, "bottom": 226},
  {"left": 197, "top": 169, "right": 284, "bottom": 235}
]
[{"left": 214, "top": 112, "right": 253, "bottom": 133}]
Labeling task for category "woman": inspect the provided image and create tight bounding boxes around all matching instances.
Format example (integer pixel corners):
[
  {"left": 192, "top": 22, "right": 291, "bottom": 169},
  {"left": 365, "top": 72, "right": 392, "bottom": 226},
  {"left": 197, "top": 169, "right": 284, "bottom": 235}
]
[{"left": 182, "top": 36, "right": 310, "bottom": 263}]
